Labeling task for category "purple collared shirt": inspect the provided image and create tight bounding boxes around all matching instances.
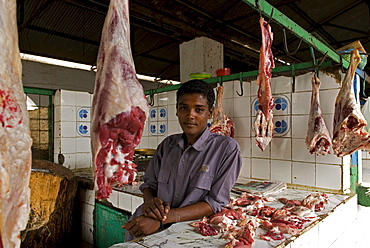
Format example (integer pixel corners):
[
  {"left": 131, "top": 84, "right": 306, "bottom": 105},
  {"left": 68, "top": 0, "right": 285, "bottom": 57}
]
[{"left": 140, "top": 127, "right": 242, "bottom": 213}]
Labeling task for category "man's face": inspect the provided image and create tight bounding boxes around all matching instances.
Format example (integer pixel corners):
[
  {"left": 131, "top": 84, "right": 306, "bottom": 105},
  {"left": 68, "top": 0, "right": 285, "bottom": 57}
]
[{"left": 176, "top": 93, "right": 213, "bottom": 143}]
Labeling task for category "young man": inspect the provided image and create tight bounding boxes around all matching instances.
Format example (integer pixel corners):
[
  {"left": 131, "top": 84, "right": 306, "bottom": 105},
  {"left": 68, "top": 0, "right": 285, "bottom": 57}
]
[{"left": 123, "top": 79, "right": 242, "bottom": 241}]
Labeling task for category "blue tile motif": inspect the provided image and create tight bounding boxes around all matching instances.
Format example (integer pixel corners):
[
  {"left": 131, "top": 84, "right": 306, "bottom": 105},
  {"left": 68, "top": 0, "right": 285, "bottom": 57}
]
[
  {"left": 159, "top": 108, "right": 167, "bottom": 118},
  {"left": 274, "top": 119, "right": 288, "bottom": 134},
  {"left": 274, "top": 97, "right": 288, "bottom": 111},
  {"left": 78, "top": 124, "right": 88, "bottom": 134},
  {"left": 150, "top": 124, "right": 157, "bottom": 134},
  {"left": 159, "top": 124, "right": 166, "bottom": 134},
  {"left": 150, "top": 109, "right": 157, "bottom": 119},
  {"left": 78, "top": 109, "right": 89, "bottom": 119}
]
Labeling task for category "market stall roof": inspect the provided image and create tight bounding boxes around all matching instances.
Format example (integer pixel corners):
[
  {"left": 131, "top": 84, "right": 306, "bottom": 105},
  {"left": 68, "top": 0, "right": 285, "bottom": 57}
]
[{"left": 17, "top": 0, "right": 370, "bottom": 89}]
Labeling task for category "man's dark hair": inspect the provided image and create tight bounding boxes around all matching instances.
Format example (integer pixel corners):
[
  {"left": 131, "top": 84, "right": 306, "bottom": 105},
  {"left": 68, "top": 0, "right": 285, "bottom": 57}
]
[{"left": 176, "top": 80, "right": 215, "bottom": 109}]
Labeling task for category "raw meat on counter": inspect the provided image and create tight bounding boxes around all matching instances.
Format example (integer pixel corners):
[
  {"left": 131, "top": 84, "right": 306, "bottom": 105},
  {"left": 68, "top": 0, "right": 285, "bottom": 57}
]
[
  {"left": 254, "top": 17, "right": 275, "bottom": 151},
  {"left": 91, "top": 0, "right": 149, "bottom": 200},
  {"left": 332, "top": 49, "right": 370, "bottom": 157},
  {"left": 210, "top": 86, "right": 235, "bottom": 137},
  {"left": 189, "top": 192, "right": 329, "bottom": 247},
  {"left": 305, "top": 77, "right": 332, "bottom": 155},
  {"left": 0, "top": 1, "right": 32, "bottom": 247}
]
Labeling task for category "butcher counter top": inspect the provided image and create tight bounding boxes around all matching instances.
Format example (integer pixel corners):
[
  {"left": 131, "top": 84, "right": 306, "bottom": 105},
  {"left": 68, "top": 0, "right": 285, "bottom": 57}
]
[{"left": 110, "top": 188, "right": 357, "bottom": 248}]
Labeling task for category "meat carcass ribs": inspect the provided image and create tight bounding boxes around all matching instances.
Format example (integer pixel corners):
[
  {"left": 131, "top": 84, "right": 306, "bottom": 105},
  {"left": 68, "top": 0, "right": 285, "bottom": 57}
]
[
  {"left": 0, "top": 1, "right": 32, "bottom": 247},
  {"left": 305, "top": 77, "right": 332, "bottom": 155},
  {"left": 210, "top": 86, "right": 235, "bottom": 137},
  {"left": 254, "top": 17, "right": 275, "bottom": 151},
  {"left": 332, "top": 49, "right": 370, "bottom": 157},
  {"left": 91, "top": 0, "right": 149, "bottom": 200}
]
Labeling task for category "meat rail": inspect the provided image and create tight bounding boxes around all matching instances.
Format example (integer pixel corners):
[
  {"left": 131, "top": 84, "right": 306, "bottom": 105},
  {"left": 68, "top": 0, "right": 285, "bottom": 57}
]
[
  {"left": 91, "top": 0, "right": 149, "bottom": 200},
  {"left": 0, "top": 1, "right": 32, "bottom": 247},
  {"left": 210, "top": 86, "right": 235, "bottom": 137},
  {"left": 332, "top": 49, "right": 370, "bottom": 156},
  {"left": 305, "top": 77, "right": 332, "bottom": 155},
  {"left": 254, "top": 17, "right": 275, "bottom": 151}
]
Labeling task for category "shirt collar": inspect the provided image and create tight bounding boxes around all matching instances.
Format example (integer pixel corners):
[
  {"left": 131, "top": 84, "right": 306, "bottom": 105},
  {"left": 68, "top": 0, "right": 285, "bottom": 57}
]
[{"left": 174, "top": 127, "right": 210, "bottom": 151}]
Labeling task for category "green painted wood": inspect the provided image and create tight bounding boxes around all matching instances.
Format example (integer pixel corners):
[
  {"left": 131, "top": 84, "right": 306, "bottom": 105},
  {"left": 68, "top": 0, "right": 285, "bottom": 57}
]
[
  {"left": 357, "top": 184, "right": 370, "bottom": 206},
  {"left": 23, "top": 86, "right": 56, "bottom": 95},
  {"left": 240, "top": 0, "right": 349, "bottom": 68}
]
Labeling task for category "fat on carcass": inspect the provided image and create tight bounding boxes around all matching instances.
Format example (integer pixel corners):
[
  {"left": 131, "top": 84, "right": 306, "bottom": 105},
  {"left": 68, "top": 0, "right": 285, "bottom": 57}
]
[
  {"left": 0, "top": 0, "right": 33, "bottom": 247},
  {"left": 210, "top": 86, "right": 235, "bottom": 137},
  {"left": 332, "top": 49, "right": 370, "bottom": 157},
  {"left": 254, "top": 17, "right": 275, "bottom": 151},
  {"left": 305, "top": 77, "right": 332, "bottom": 155},
  {"left": 91, "top": 0, "right": 149, "bottom": 200}
]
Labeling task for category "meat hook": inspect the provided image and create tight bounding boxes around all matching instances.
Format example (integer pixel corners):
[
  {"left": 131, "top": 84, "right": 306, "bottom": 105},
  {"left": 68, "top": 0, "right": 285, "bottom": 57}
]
[
  {"left": 236, "top": 73, "right": 244, "bottom": 96},
  {"left": 313, "top": 51, "right": 328, "bottom": 77},
  {"left": 219, "top": 76, "right": 223, "bottom": 87},
  {"left": 147, "top": 90, "right": 155, "bottom": 106},
  {"left": 283, "top": 29, "right": 303, "bottom": 56}
]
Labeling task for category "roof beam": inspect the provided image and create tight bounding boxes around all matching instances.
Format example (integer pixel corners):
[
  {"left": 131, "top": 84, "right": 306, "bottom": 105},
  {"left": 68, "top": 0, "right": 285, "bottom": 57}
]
[{"left": 18, "top": 0, "right": 56, "bottom": 32}]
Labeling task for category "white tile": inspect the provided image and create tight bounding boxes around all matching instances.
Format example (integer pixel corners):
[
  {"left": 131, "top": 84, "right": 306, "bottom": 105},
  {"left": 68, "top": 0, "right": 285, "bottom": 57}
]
[
  {"left": 271, "top": 76, "right": 292, "bottom": 94},
  {"left": 157, "top": 92, "right": 168, "bottom": 106},
  {"left": 148, "top": 136, "right": 158, "bottom": 149},
  {"left": 168, "top": 120, "right": 180, "bottom": 135},
  {"left": 54, "top": 105, "right": 61, "bottom": 122},
  {"left": 78, "top": 188, "right": 95, "bottom": 205},
  {"left": 315, "top": 150, "right": 342, "bottom": 165},
  {"left": 62, "top": 153, "right": 76, "bottom": 169},
  {"left": 142, "top": 121, "right": 149, "bottom": 137},
  {"left": 271, "top": 160, "right": 291, "bottom": 183},
  {"left": 76, "top": 153, "right": 92, "bottom": 168},
  {"left": 132, "top": 196, "right": 144, "bottom": 212},
  {"left": 233, "top": 117, "right": 250, "bottom": 138},
  {"left": 290, "top": 224, "right": 319, "bottom": 248},
  {"left": 251, "top": 158, "right": 270, "bottom": 180},
  {"left": 54, "top": 137, "right": 61, "bottom": 154},
  {"left": 235, "top": 137, "right": 251, "bottom": 158},
  {"left": 291, "top": 115, "right": 309, "bottom": 139},
  {"left": 138, "top": 136, "right": 149, "bottom": 148},
  {"left": 221, "top": 82, "right": 234, "bottom": 99},
  {"left": 239, "top": 157, "right": 251, "bottom": 178},
  {"left": 319, "top": 89, "right": 339, "bottom": 114},
  {"left": 167, "top": 104, "right": 177, "bottom": 121},
  {"left": 167, "top": 91, "right": 177, "bottom": 104},
  {"left": 82, "top": 203, "right": 94, "bottom": 225},
  {"left": 233, "top": 80, "right": 250, "bottom": 98},
  {"left": 60, "top": 106, "right": 76, "bottom": 122},
  {"left": 81, "top": 222, "right": 94, "bottom": 245},
  {"left": 76, "top": 137, "right": 91, "bottom": 153},
  {"left": 76, "top": 91, "right": 92, "bottom": 107},
  {"left": 251, "top": 139, "right": 270, "bottom": 158},
  {"left": 233, "top": 96, "right": 250, "bottom": 118},
  {"left": 316, "top": 163, "right": 342, "bottom": 190},
  {"left": 291, "top": 92, "right": 311, "bottom": 115},
  {"left": 294, "top": 73, "right": 312, "bottom": 92},
  {"left": 292, "top": 138, "right": 315, "bottom": 163},
  {"left": 223, "top": 98, "right": 234, "bottom": 117},
  {"left": 77, "top": 122, "right": 91, "bottom": 137},
  {"left": 60, "top": 90, "right": 76, "bottom": 106},
  {"left": 292, "top": 162, "right": 315, "bottom": 186},
  {"left": 250, "top": 79, "right": 258, "bottom": 98},
  {"left": 108, "top": 190, "right": 119, "bottom": 208},
  {"left": 118, "top": 192, "right": 132, "bottom": 212},
  {"left": 54, "top": 121, "right": 61, "bottom": 138},
  {"left": 61, "top": 138, "right": 76, "bottom": 153},
  {"left": 319, "top": 73, "right": 341, "bottom": 90},
  {"left": 54, "top": 90, "right": 61, "bottom": 107},
  {"left": 60, "top": 121, "right": 77, "bottom": 138},
  {"left": 271, "top": 138, "right": 291, "bottom": 160}
]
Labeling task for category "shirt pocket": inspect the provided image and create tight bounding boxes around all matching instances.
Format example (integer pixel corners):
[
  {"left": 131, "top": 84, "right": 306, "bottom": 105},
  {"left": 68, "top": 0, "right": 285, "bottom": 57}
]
[
  {"left": 157, "top": 169, "right": 171, "bottom": 184},
  {"left": 189, "top": 173, "right": 214, "bottom": 191}
]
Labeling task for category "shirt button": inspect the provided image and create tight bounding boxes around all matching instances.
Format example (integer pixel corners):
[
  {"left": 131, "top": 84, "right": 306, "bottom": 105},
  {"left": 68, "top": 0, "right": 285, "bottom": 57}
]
[
  {"left": 176, "top": 194, "right": 179, "bottom": 198},
  {"left": 181, "top": 158, "right": 185, "bottom": 162}
]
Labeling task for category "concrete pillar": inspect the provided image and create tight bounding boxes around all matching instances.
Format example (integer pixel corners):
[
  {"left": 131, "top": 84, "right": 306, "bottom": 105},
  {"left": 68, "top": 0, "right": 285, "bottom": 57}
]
[{"left": 179, "top": 36, "right": 223, "bottom": 83}]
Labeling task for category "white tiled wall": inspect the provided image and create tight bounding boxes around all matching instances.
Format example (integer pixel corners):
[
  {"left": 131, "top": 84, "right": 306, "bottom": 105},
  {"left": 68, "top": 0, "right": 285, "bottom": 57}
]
[
  {"left": 77, "top": 188, "right": 95, "bottom": 247},
  {"left": 139, "top": 72, "right": 351, "bottom": 193},
  {"left": 54, "top": 89, "right": 93, "bottom": 169}
]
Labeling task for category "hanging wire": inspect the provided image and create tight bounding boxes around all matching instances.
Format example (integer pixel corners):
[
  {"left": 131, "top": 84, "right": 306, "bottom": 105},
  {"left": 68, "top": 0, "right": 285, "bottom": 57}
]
[{"left": 283, "top": 29, "right": 303, "bottom": 56}]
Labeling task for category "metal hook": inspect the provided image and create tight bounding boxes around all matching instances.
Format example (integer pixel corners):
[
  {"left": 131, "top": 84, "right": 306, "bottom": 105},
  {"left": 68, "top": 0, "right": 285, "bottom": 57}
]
[
  {"left": 147, "top": 90, "right": 155, "bottom": 106},
  {"left": 283, "top": 29, "right": 303, "bottom": 56},
  {"left": 313, "top": 52, "right": 328, "bottom": 77},
  {"left": 219, "top": 76, "right": 223, "bottom": 87},
  {"left": 267, "top": 9, "right": 274, "bottom": 24},
  {"left": 236, "top": 73, "right": 244, "bottom": 96}
]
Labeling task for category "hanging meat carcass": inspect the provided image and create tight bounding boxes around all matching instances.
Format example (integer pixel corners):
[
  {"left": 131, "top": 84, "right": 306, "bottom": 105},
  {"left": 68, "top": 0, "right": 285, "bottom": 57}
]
[
  {"left": 0, "top": 0, "right": 33, "bottom": 247},
  {"left": 332, "top": 49, "right": 370, "bottom": 157},
  {"left": 91, "top": 0, "right": 149, "bottom": 200},
  {"left": 210, "top": 86, "right": 235, "bottom": 138},
  {"left": 305, "top": 77, "right": 332, "bottom": 155},
  {"left": 254, "top": 17, "right": 275, "bottom": 151}
]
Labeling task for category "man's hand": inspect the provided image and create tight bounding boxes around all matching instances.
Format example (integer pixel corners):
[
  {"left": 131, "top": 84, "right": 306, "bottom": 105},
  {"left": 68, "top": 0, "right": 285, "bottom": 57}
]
[
  {"left": 122, "top": 216, "right": 161, "bottom": 237},
  {"left": 142, "top": 197, "right": 170, "bottom": 221}
]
